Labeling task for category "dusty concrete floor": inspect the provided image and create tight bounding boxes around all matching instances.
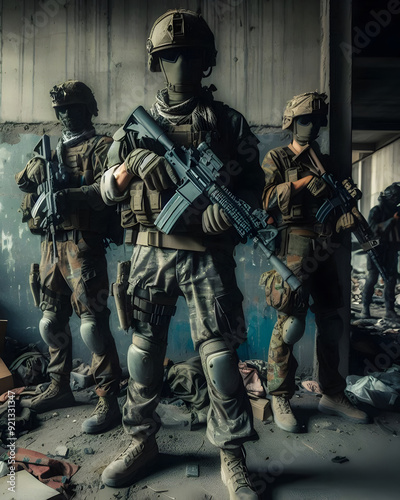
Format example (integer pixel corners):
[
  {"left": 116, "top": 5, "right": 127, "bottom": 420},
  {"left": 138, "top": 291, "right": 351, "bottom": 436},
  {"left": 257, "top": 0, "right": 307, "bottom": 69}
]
[{"left": 15, "top": 387, "right": 400, "bottom": 500}]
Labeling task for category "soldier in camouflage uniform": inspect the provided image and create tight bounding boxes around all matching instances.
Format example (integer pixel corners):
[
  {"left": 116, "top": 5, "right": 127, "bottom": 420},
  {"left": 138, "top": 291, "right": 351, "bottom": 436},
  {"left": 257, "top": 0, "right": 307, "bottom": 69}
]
[
  {"left": 101, "top": 9, "right": 263, "bottom": 500},
  {"left": 261, "top": 92, "right": 368, "bottom": 432},
  {"left": 361, "top": 183, "right": 400, "bottom": 319},
  {"left": 15, "top": 81, "right": 121, "bottom": 434}
]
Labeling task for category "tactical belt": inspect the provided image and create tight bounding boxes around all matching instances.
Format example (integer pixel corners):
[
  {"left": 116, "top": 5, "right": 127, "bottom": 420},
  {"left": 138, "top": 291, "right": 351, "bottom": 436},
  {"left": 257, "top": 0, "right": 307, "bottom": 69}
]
[
  {"left": 289, "top": 228, "right": 318, "bottom": 238},
  {"left": 41, "top": 229, "right": 82, "bottom": 244},
  {"left": 136, "top": 231, "right": 206, "bottom": 252}
]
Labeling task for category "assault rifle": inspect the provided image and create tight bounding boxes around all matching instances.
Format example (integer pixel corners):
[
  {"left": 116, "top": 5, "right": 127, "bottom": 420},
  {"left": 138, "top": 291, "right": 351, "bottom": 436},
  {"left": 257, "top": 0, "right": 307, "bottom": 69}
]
[
  {"left": 31, "top": 135, "right": 65, "bottom": 262},
  {"left": 304, "top": 148, "right": 389, "bottom": 282},
  {"left": 125, "top": 106, "right": 301, "bottom": 291}
]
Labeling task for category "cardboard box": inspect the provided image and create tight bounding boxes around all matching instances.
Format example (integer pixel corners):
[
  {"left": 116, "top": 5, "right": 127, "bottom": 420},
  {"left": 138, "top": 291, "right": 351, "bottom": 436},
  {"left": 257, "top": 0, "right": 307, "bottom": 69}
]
[
  {"left": 249, "top": 396, "right": 272, "bottom": 422},
  {"left": 0, "top": 469, "right": 64, "bottom": 499},
  {"left": 0, "top": 320, "right": 7, "bottom": 356},
  {"left": 0, "top": 357, "right": 13, "bottom": 396}
]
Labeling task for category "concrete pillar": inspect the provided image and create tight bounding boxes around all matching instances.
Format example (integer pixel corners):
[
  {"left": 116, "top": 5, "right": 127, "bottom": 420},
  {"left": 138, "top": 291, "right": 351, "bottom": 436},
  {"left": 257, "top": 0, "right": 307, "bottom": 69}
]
[{"left": 318, "top": 0, "right": 353, "bottom": 378}]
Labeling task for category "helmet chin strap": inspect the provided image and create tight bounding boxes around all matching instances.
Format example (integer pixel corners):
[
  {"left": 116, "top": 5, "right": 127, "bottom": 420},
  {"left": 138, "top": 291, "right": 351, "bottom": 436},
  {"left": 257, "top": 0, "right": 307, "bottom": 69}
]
[
  {"left": 166, "top": 81, "right": 202, "bottom": 94},
  {"left": 160, "top": 58, "right": 203, "bottom": 105}
]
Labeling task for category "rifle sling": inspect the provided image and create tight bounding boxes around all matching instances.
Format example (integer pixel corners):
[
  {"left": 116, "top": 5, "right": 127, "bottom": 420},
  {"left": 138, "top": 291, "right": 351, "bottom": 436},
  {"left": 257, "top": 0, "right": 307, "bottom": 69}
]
[{"left": 288, "top": 144, "right": 326, "bottom": 177}]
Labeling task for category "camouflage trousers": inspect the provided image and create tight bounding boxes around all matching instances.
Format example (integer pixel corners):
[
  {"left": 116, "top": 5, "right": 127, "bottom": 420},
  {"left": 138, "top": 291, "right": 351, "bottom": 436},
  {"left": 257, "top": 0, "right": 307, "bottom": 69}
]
[
  {"left": 39, "top": 233, "right": 121, "bottom": 396},
  {"left": 267, "top": 240, "right": 346, "bottom": 397},
  {"left": 123, "top": 244, "right": 256, "bottom": 449}
]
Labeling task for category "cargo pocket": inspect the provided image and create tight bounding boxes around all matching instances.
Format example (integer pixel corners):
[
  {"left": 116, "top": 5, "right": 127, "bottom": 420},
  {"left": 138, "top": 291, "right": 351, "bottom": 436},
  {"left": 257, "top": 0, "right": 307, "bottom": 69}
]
[
  {"left": 215, "top": 288, "right": 246, "bottom": 345},
  {"left": 120, "top": 203, "right": 137, "bottom": 229}
]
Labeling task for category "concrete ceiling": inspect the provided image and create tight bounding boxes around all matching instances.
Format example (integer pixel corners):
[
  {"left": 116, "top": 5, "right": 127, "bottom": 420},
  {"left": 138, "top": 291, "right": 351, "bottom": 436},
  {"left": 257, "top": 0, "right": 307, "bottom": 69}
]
[{"left": 352, "top": 0, "right": 400, "bottom": 155}]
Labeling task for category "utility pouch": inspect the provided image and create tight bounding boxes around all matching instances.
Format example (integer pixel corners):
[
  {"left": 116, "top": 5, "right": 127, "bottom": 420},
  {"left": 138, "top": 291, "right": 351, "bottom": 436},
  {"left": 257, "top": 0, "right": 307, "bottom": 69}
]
[
  {"left": 111, "top": 260, "right": 132, "bottom": 331},
  {"left": 260, "top": 269, "right": 292, "bottom": 314},
  {"left": 29, "top": 263, "right": 41, "bottom": 308},
  {"left": 287, "top": 233, "right": 312, "bottom": 258}
]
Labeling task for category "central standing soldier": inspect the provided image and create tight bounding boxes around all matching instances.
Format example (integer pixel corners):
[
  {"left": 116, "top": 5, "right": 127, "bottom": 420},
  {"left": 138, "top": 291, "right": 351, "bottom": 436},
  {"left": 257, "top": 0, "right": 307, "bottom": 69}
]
[{"left": 101, "top": 9, "right": 263, "bottom": 500}]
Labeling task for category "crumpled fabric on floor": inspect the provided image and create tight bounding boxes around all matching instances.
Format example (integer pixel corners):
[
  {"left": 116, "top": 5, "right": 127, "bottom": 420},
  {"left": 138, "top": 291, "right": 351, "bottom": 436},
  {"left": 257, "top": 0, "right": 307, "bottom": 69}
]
[
  {"left": 345, "top": 364, "right": 400, "bottom": 411},
  {"left": 238, "top": 361, "right": 267, "bottom": 397},
  {"left": 1, "top": 446, "right": 79, "bottom": 494},
  {"left": 0, "top": 387, "right": 25, "bottom": 403}
]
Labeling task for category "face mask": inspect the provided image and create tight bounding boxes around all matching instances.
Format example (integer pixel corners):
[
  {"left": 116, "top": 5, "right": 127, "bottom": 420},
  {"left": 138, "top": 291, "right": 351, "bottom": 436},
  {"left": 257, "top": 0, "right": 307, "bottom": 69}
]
[
  {"left": 293, "top": 115, "right": 321, "bottom": 146},
  {"left": 159, "top": 47, "right": 205, "bottom": 95},
  {"left": 55, "top": 103, "right": 91, "bottom": 133}
]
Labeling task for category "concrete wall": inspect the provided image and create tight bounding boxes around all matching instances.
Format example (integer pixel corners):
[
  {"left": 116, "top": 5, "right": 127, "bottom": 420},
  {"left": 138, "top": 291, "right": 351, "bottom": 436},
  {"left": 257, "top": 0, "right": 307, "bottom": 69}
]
[
  {"left": 1, "top": 0, "right": 321, "bottom": 126},
  {"left": 352, "top": 137, "right": 400, "bottom": 217},
  {"left": 0, "top": 0, "right": 322, "bottom": 371}
]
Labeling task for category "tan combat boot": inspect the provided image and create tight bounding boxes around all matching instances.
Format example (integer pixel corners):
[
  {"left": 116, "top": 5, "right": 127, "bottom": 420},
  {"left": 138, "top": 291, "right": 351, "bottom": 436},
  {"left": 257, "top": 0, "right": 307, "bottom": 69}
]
[
  {"left": 220, "top": 447, "right": 258, "bottom": 499},
  {"left": 101, "top": 433, "right": 159, "bottom": 488},
  {"left": 20, "top": 378, "right": 75, "bottom": 413},
  {"left": 271, "top": 395, "right": 300, "bottom": 433},
  {"left": 81, "top": 395, "right": 121, "bottom": 434},
  {"left": 318, "top": 392, "right": 369, "bottom": 423}
]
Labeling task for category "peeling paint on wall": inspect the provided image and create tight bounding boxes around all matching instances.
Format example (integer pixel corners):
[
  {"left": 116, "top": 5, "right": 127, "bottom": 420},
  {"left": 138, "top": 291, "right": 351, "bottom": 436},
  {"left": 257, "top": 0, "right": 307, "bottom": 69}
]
[
  {"left": 0, "top": 0, "right": 321, "bottom": 371},
  {"left": 1, "top": 230, "right": 16, "bottom": 273}
]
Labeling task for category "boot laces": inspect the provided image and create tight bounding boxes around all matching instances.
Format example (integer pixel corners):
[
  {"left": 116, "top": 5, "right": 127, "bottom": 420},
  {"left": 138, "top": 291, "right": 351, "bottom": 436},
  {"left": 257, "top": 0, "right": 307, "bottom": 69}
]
[
  {"left": 275, "top": 396, "right": 292, "bottom": 414},
  {"left": 117, "top": 438, "right": 146, "bottom": 463},
  {"left": 224, "top": 453, "right": 250, "bottom": 490},
  {"left": 92, "top": 396, "right": 109, "bottom": 416},
  {"left": 336, "top": 393, "right": 353, "bottom": 409},
  {"left": 36, "top": 381, "right": 60, "bottom": 400}
]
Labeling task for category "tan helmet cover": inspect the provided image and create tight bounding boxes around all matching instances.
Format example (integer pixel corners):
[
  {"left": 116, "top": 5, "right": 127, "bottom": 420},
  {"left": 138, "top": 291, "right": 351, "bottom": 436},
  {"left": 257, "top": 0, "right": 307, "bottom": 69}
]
[
  {"left": 147, "top": 9, "right": 217, "bottom": 72},
  {"left": 282, "top": 92, "right": 328, "bottom": 130},
  {"left": 49, "top": 80, "right": 98, "bottom": 117}
]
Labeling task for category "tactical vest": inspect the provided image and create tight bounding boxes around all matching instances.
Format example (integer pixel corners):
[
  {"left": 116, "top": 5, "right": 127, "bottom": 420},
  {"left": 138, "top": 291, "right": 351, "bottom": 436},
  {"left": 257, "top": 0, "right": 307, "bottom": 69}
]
[
  {"left": 123, "top": 124, "right": 223, "bottom": 232},
  {"left": 61, "top": 136, "right": 101, "bottom": 232},
  {"left": 22, "top": 136, "right": 117, "bottom": 237},
  {"left": 272, "top": 146, "right": 326, "bottom": 226}
]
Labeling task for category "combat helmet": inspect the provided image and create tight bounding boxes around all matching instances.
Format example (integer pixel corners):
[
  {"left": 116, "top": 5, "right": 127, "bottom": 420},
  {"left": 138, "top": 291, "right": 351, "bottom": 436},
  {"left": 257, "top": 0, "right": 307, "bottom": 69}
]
[
  {"left": 282, "top": 92, "right": 328, "bottom": 130},
  {"left": 147, "top": 9, "right": 217, "bottom": 72},
  {"left": 49, "top": 80, "right": 98, "bottom": 117},
  {"left": 378, "top": 183, "right": 400, "bottom": 207}
]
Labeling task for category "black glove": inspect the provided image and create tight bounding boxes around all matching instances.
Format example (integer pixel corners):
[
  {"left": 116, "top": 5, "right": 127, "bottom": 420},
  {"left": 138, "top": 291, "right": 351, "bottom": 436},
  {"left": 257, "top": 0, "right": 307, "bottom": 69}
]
[
  {"left": 56, "top": 184, "right": 105, "bottom": 214},
  {"left": 124, "top": 148, "right": 178, "bottom": 191}
]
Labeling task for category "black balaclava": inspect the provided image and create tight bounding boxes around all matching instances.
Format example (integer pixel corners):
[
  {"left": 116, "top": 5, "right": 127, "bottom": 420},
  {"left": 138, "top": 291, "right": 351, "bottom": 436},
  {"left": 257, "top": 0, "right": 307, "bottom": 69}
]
[
  {"left": 55, "top": 103, "right": 92, "bottom": 134},
  {"left": 292, "top": 114, "right": 322, "bottom": 146},
  {"left": 159, "top": 47, "right": 205, "bottom": 105}
]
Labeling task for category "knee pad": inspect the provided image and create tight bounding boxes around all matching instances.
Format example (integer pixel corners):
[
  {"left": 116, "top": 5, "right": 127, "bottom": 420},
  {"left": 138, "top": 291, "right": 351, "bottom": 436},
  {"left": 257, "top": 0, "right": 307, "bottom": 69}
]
[
  {"left": 80, "top": 313, "right": 107, "bottom": 355},
  {"left": 316, "top": 312, "right": 343, "bottom": 344},
  {"left": 39, "top": 310, "right": 70, "bottom": 349},
  {"left": 127, "top": 335, "right": 165, "bottom": 386},
  {"left": 199, "top": 338, "right": 240, "bottom": 397},
  {"left": 282, "top": 316, "right": 306, "bottom": 345}
]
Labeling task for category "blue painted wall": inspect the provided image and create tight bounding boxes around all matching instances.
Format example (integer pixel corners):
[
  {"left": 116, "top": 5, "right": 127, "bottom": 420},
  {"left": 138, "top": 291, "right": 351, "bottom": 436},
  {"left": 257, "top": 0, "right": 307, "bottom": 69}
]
[{"left": 0, "top": 131, "right": 315, "bottom": 375}]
